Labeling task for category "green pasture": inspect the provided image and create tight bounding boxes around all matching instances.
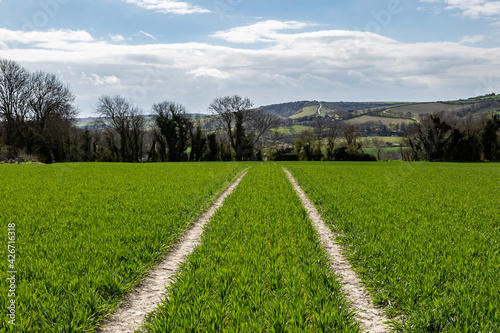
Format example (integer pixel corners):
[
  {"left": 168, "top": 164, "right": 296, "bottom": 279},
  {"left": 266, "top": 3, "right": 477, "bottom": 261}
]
[
  {"left": 142, "top": 165, "right": 359, "bottom": 332},
  {"left": 0, "top": 163, "right": 247, "bottom": 332},
  {"left": 2, "top": 161, "right": 500, "bottom": 332},
  {"left": 284, "top": 161, "right": 500, "bottom": 331}
]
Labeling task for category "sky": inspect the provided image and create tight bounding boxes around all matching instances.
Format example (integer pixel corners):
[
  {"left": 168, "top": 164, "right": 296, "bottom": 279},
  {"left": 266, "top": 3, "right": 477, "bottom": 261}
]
[{"left": 0, "top": 0, "right": 500, "bottom": 117}]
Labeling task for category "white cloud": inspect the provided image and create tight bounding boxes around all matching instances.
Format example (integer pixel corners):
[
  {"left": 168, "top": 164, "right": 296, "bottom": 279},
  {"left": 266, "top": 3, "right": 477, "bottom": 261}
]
[
  {"left": 0, "top": 29, "right": 94, "bottom": 46},
  {"left": 459, "top": 34, "right": 486, "bottom": 43},
  {"left": 212, "top": 20, "right": 312, "bottom": 43},
  {"left": 420, "top": 0, "right": 500, "bottom": 18},
  {"left": 188, "top": 67, "right": 231, "bottom": 79},
  {"left": 138, "top": 31, "right": 157, "bottom": 40},
  {"left": 125, "top": 0, "right": 210, "bottom": 15},
  {"left": 109, "top": 34, "right": 125, "bottom": 43},
  {"left": 2, "top": 22, "right": 499, "bottom": 115},
  {"left": 81, "top": 73, "right": 121, "bottom": 86}
]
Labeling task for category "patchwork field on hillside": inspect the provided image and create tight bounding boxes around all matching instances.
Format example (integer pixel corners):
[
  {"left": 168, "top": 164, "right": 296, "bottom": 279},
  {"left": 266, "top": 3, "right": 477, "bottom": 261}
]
[
  {"left": 348, "top": 115, "right": 414, "bottom": 125},
  {"left": 386, "top": 103, "right": 461, "bottom": 116}
]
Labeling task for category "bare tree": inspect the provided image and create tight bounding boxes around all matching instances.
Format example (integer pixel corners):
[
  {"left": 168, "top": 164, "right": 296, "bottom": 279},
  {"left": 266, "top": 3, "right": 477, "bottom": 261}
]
[
  {"left": 0, "top": 59, "right": 30, "bottom": 151},
  {"left": 246, "top": 109, "right": 280, "bottom": 145},
  {"left": 419, "top": 114, "right": 452, "bottom": 161},
  {"left": 28, "top": 71, "right": 76, "bottom": 129},
  {"left": 209, "top": 95, "right": 253, "bottom": 161},
  {"left": 26, "top": 71, "right": 77, "bottom": 161},
  {"left": 402, "top": 121, "right": 425, "bottom": 161},
  {"left": 209, "top": 95, "right": 279, "bottom": 160},
  {"left": 325, "top": 120, "right": 343, "bottom": 160},
  {"left": 313, "top": 117, "right": 328, "bottom": 140},
  {"left": 371, "top": 137, "right": 385, "bottom": 161},
  {"left": 130, "top": 110, "right": 145, "bottom": 162},
  {"left": 0, "top": 60, "right": 78, "bottom": 162},
  {"left": 208, "top": 95, "right": 279, "bottom": 161},
  {"left": 152, "top": 101, "right": 192, "bottom": 162},
  {"left": 95, "top": 95, "right": 144, "bottom": 162},
  {"left": 295, "top": 130, "right": 314, "bottom": 161},
  {"left": 268, "top": 129, "right": 285, "bottom": 150},
  {"left": 343, "top": 123, "right": 361, "bottom": 152}
]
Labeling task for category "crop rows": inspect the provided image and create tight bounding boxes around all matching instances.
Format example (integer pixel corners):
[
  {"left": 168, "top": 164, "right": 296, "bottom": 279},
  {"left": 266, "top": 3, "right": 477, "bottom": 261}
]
[
  {"left": 0, "top": 163, "right": 246, "bottom": 332},
  {"left": 284, "top": 162, "right": 500, "bottom": 331},
  {"left": 141, "top": 165, "right": 360, "bottom": 332}
]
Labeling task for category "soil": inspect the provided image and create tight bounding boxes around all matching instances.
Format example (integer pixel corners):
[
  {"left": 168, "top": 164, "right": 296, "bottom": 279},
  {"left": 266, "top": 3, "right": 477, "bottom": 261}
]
[
  {"left": 98, "top": 170, "right": 248, "bottom": 333},
  {"left": 283, "top": 168, "right": 390, "bottom": 333}
]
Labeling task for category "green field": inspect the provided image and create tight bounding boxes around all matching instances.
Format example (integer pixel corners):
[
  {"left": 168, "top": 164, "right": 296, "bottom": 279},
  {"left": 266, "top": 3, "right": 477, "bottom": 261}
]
[
  {"left": 0, "top": 163, "right": 247, "bottom": 332},
  {"left": 284, "top": 162, "right": 500, "bottom": 331},
  {"left": 386, "top": 103, "right": 461, "bottom": 117},
  {"left": 362, "top": 147, "right": 402, "bottom": 157},
  {"left": 446, "top": 95, "right": 500, "bottom": 105},
  {"left": 289, "top": 106, "right": 319, "bottom": 119},
  {"left": 348, "top": 116, "right": 414, "bottom": 125},
  {"left": 274, "top": 125, "right": 313, "bottom": 135},
  {"left": 362, "top": 136, "right": 404, "bottom": 145},
  {"left": 142, "top": 165, "right": 359, "bottom": 332},
  {"left": 2, "top": 162, "right": 500, "bottom": 332}
]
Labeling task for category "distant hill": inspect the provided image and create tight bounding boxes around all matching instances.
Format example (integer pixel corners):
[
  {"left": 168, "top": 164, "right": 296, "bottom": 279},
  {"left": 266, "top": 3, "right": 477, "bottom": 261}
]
[
  {"left": 258, "top": 95, "right": 500, "bottom": 122},
  {"left": 74, "top": 95, "right": 500, "bottom": 129},
  {"left": 385, "top": 95, "right": 500, "bottom": 119},
  {"left": 259, "top": 101, "right": 407, "bottom": 119}
]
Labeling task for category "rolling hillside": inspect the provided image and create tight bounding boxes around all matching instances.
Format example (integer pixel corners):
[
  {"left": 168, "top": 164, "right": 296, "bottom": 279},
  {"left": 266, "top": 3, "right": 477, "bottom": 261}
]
[
  {"left": 74, "top": 95, "right": 500, "bottom": 133},
  {"left": 260, "top": 101, "right": 406, "bottom": 119},
  {"left": 259, "top": 95, "right": 500, "bottom": 121}
]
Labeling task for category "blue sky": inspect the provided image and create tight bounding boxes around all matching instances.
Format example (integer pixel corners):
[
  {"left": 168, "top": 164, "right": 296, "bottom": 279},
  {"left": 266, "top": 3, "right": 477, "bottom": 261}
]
[{"left": 1, "top": 0, "right": 500, "bottom": 116}]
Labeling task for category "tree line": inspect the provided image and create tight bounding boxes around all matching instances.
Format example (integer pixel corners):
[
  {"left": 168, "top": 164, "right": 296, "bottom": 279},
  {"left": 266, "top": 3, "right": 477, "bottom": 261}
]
[
  {"left": 277, "top": 117, "right": 376, "bottom": 161},
  {"left": 402, "top": 113, "right": 500, "bottom": 162},
  {"left": 0, "top": 60, "right": 280, "bottom": 163},
  {"left": 289, "top": 112, "right": 500, "bottom": 162},
  {"left": 1, "top": 59, "right": 499, "bottom": 163},
  {"left": 0, "top": 59, "right": 77, "bottom": 162}
]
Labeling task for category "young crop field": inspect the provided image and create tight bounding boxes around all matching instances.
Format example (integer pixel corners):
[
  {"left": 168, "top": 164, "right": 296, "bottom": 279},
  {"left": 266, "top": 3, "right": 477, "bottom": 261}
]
[
  {"left": 289, "top": 106, "right": 320, "bottom": 119},
  {"left": 274, "top": 125, "right": 313, "bottom": 135},
  {"left": 283, "top": 162, "right": 500, "bottom": 331},
  {"left": 363, "top": 136, "right": 405, "bottom": 144},
  {"left": 348, "top": 116, "right": 413, "bottom": 125},
  {"left": 0, "top": 163, "right": 247, "bottom": 332},
  {"left": 3, "top": 161, "right": 500, "bottom": 332},
  {"left": 386, "top": 103, "right": 460, "bottom": 117},
  {"left": 141, "top": 164, "right": 360, "bottom": 332}
]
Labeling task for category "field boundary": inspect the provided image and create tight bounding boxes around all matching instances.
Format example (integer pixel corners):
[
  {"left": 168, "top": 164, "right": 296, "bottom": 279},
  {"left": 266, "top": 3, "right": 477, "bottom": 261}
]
[
  {"left": 98, "top": 170, "right": 249, "bottom": 333},
  {"left": 283, "top": 168, "right": 390, "bottom": 333}
]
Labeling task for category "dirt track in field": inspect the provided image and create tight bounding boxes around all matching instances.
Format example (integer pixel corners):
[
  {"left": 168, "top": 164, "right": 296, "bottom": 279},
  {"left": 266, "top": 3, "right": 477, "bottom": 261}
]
[
  {"left": 99, "top": 170, "right": 248, "bottom": 333},
  {"left": 283, "top": 168, "right": 390, "bottom": 333}
]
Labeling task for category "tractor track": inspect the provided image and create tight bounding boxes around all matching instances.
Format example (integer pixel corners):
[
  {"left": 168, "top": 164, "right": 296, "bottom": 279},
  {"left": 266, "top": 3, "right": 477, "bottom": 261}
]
[{"left": 98, "top": 170, "right": 248, "bottom": 333}]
